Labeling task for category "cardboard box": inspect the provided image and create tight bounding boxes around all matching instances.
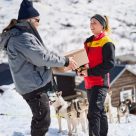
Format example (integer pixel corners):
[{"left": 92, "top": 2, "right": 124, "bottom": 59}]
[{"left": 53, "top": 48, "right": 89, "bottom": 74}]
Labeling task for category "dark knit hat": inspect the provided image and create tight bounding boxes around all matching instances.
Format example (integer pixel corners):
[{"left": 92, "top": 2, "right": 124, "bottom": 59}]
[
  {"left": 18, "top": 0, "right": 40, "bottom": 20},
  {"left": 91, "top": 14, "right": 107, "bottom": 29}
]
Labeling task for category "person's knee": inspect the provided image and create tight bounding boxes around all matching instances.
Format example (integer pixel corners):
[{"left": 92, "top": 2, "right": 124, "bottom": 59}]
[{"left": 87, "top": 109, "right": 101, "bottom": 120}]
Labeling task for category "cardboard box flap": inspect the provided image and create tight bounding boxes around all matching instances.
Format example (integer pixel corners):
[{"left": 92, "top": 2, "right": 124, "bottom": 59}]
[{"left": 64, "top": 48, "right": 89, "bottom": 67}]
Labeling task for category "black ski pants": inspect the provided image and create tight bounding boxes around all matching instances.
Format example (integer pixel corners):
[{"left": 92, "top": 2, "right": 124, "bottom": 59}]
[
  {"left": 87, "top": 86, "right": 108, "bottom": 136},
  {"left": 23, "top": 86, "right": 51, "bottom": 136}
]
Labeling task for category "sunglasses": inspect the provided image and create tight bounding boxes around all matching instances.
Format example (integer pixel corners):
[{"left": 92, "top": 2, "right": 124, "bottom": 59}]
[{"left": 34, "top": 18, "right": 40, "bottom": 23}]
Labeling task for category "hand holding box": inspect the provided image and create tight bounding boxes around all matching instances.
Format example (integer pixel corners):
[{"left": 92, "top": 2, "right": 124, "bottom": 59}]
[{"left": 53, "top": 48, "right": 89, "bottom": 74}]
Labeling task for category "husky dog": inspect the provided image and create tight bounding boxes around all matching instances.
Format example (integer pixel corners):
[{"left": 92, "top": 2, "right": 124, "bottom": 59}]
[
  {"left": 49, "top": 91, "right": 88, "bottom": 135},
  {"left": 117, "top": 100, "right": 130, "bottom": 123},
  {"left": 71, "top": 97, "right": 88, "bottom": 133}
]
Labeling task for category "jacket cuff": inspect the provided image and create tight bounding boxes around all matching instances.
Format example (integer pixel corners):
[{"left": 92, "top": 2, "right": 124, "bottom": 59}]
[
  {"left": 64, "top": 57, "right": 69, "bottom": 66},
  {"left": 87, "top": 69, "right": 93, "bottom": 76}
]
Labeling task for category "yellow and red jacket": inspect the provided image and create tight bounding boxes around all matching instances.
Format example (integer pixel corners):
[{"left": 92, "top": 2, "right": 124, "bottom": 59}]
[{"left": 84, "top": 33, "right": 115, "bottom": 89}]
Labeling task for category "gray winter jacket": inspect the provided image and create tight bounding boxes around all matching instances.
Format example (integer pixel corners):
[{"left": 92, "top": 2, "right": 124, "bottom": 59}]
[{"left": 0, "top": 21, "right": 67, "bottom": 95}]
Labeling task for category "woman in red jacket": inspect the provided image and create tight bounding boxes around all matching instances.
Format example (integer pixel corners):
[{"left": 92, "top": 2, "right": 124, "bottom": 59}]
[{"left": 79, "top": 14, "right": 115, "bottom": 136}]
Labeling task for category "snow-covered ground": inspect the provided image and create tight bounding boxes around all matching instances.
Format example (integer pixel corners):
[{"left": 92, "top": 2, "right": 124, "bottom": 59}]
[
  {"left": 0, "top": 0, "right": 136, "bottom": 136},
  {"left": 0, "top": 84, "right": 136, "bottom": 136}
]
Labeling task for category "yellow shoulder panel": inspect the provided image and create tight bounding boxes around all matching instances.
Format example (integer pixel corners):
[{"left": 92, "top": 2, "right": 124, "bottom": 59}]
[{"left": 87, "top": 36, "right": 113, "bottom": 47}]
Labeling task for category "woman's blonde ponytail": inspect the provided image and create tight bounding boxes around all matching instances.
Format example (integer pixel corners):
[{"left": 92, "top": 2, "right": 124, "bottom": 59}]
[{"left": 104, "top": 15, "right": 111, "bottom": 33}]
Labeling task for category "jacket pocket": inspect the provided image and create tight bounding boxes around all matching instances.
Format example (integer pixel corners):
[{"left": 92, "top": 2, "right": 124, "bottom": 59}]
[{"left": 33, "top": 71, "right": 43, "bottom": 86}]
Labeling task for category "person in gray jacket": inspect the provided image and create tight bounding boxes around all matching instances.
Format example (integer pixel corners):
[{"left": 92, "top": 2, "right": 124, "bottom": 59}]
[{"left": 0, "top": 0, "right": 77, "bottom": 136}]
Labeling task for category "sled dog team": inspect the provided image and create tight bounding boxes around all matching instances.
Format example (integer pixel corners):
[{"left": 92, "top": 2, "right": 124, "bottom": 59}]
[{"left": 49, "top": 91, "right": 135, "bottom": 135}]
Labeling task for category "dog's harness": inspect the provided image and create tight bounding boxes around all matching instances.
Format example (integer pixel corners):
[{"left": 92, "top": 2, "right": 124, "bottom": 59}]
[
  {"left": 121, "top": 107, "right": 128, "bottom": 114},
  {"left": 55, "top": 105, "right": 72, "bottom": 118},
  {"left": 73, "top": 100, "right": 82, "bottom": 118},
  {"left": 56, "top": 105, "right": 62, "bottom": 114},
  {"left": 55, "top": 105, "right": 66, "bottom": 118}
]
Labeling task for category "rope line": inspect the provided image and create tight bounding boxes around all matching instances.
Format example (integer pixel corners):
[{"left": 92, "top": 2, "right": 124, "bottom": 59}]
[{"left": 0, "top": 113, "right": 72, "bottom": 118}]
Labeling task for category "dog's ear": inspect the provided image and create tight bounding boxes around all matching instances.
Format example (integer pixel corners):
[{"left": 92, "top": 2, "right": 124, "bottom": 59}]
[
  {"left": 59, "top": 91, "right": 62, "bottom": 96},
  {"left": 56, "top": 91, "right": 62, "bottom": 97},
  {"left": 56, "top": 91, "right": 59, "bottom": 97},
  {"left": 125, "top": 99, "right": 132, "bottom": 105},
  {"left": 118, "top": 100, "right": 122, "bottom": 106}
]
